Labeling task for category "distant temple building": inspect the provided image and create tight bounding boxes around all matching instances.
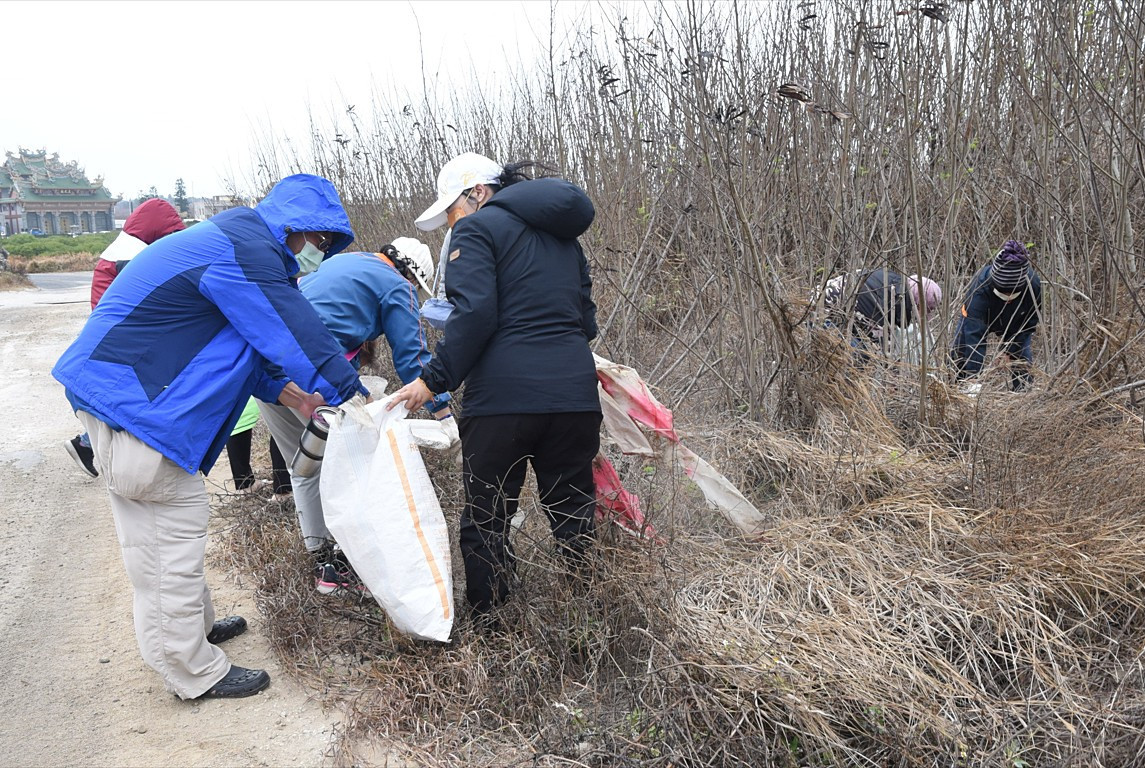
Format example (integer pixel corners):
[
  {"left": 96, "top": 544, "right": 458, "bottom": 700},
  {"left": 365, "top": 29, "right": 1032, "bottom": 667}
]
[{"left": 0, "top": 148, "right": 116, "bottom": 235}]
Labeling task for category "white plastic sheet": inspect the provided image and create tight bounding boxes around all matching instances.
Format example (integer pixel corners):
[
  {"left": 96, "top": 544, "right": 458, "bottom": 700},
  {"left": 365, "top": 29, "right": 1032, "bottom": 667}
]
[
  {"left": 597, "top": 383, "right": 655, "bottom": 457},
  {"left": 665, "top": 442, "right": 767, "bottom": 536}
]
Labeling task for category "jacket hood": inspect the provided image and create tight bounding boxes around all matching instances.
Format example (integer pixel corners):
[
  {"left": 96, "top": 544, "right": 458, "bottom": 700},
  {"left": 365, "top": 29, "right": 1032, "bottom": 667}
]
[
  {"left": 97, "top": 230, "right": 148, "bottom": 264},
  {"left": 254, "top": 174, "right": 356, "bottom": 259},
  {"left": 486, "top": 178, "right": 594, "bottom": 239},
  {"left": 123, "top": 198, "right": 185, "bottom": 244}
]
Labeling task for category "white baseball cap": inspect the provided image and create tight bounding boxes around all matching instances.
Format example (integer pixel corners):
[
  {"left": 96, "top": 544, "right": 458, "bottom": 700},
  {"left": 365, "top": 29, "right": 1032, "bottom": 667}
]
[
  {"left": 414, "top": 152, "right": 502, "bottom": 231},
  {"left": 390, "top": 236, "right": 434, "bottom": 298}
]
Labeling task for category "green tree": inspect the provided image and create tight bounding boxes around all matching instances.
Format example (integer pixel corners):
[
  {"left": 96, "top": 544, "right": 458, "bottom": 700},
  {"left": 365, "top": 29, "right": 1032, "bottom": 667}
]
[{"left": 173, "top": 178, "right": 188, "bottom": 215}]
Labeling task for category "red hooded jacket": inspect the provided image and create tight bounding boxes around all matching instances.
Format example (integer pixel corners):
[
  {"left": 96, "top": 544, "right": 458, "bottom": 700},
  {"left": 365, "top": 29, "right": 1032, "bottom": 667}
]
[{"left": 90, "top": 199, "right": 186, "bottom": 307}]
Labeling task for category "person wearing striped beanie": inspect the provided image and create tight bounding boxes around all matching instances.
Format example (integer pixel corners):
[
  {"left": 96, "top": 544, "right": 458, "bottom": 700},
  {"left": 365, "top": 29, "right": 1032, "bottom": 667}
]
[{"left": 951, "top": 240, "right": 1042, "bottom": 391}]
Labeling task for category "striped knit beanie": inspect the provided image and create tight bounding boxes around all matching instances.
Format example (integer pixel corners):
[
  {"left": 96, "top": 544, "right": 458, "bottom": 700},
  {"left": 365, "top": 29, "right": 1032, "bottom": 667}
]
[{"left": 990, "top": 240, "right": 1029, "bottom": 294}]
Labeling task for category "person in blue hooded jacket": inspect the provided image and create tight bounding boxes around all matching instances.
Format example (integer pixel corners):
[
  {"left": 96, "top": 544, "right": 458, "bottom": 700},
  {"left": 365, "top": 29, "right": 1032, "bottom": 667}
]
[
  {"left": 390, "top": 153, "right": 602, "bottom": 626},
  {"left": 52, "top": 174, "right": 369, "bottom": 701},
  {"left": 259, "top": 237, "right": 455, "bottom": 594}
]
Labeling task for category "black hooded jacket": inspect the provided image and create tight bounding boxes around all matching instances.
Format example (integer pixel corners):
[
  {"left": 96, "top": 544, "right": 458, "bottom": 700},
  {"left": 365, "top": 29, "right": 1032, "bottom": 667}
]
[{"left": 419, "top": 178, "right": 600, "bottom": 416}]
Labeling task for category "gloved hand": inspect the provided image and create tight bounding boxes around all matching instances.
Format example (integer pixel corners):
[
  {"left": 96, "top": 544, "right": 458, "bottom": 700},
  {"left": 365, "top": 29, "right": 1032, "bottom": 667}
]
[{"left": 386, "top": 377, "right": 434, "bottom": 413}]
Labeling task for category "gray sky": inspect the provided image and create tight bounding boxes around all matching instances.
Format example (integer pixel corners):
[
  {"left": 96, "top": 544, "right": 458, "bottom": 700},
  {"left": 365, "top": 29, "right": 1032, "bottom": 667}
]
[{"left": 2, "top": 0, "right": 593, "bottom": 200}]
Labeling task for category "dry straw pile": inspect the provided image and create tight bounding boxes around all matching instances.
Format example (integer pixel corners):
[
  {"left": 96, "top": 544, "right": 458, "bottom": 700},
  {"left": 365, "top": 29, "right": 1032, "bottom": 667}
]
[
  {"left": 215, "top": 352, "right": 1145, "bottom": 767},
  {"left": 218, "top": 1, "right": 1144, "bottom": 765}
]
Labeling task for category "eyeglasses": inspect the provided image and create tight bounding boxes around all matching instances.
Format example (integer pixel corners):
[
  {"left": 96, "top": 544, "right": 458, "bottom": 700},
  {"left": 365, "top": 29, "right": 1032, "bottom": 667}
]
[
  {"left": 448, "top": 189, "right": 474, "bottom": 212},
  {"left": 311, "top": 233, "right": 334, "bottom": 254}
]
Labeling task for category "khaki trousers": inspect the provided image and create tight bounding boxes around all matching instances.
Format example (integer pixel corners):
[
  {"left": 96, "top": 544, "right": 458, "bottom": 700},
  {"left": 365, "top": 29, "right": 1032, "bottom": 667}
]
[
  {"left": 257, "top": 401, "right": 330, "bottom": 552},
  {"left": 79, "top": 412, "right": 230, "bottom": 699}
]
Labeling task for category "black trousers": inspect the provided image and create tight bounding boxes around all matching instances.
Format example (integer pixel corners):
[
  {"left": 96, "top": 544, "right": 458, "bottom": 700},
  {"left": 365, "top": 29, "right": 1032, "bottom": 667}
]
[
  {"left": 269, "top": 437, "right": 291, "bottom": 494},
  {"left": 458, "top": 411, "right": 602, "bottom": 613},
  {"left": 225, "top": 430, "right": 254, "bottom": 490},
  {"left": 226, "top": 432, "right": 292, "bottom": 493}
]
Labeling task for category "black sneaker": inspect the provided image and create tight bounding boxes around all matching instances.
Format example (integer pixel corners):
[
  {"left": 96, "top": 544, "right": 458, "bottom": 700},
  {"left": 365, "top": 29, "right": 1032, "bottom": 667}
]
[
  {"left": 195, "top": 664, "right": 270, "bottom": 699},
  {"left": 314, "top": 559, "right": 370, "bottom": 596},
  {"left": 332, "top": 550, "right": 371, "bottom": 596},
  {"left": 65, "top": 435, "right": 99, "bottom": 478},
  {"left": 314, "top": 562, "right": 345, "bottom": 595}
]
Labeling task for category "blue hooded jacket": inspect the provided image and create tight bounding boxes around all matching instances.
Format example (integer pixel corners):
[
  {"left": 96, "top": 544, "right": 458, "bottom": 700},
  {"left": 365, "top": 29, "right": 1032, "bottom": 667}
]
[
  {"left": 299, "top": 251, "right": 451, "bottom": 414},
  {"left": 52, "top": 174, "right": 367, "bottom": 474},
  {"left": 419, "top": 177, "right": 600, "bottom": 416}
]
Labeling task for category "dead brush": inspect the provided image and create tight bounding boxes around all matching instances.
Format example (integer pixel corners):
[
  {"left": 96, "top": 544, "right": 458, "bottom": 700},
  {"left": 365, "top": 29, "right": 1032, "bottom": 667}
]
[
  {"left": 204, "top": 306, "right": 1144, "bottom": 766},
  {"left": 214, "top": 0, "right": 1145, "bottom": 761},
  {"left": 207, "top": 361, "right": 1145, "bottom": 767}
]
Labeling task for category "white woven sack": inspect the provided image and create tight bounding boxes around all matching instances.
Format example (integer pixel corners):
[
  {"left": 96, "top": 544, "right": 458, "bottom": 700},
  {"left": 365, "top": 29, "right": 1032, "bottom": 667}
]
[{"left": 321, "top": 396, "right": 454, "bottom": 642}]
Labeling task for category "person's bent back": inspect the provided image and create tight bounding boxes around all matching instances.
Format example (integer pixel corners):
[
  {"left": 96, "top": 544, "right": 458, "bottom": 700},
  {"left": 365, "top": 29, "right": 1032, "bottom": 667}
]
[
  {"left": 951, "top": 240, "right": 1041, "bottom": 391},
  {"left": 52, "top": 174, "right": 365, "bottom": 701}
]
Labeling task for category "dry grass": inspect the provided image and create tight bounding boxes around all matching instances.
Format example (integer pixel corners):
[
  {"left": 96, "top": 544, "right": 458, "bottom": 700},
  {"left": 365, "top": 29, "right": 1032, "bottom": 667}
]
[
  {"left": 212, "top": 1, "right": 1145, "bottom": 764},
  {"left": 9, "top": 253, "right": 100, "bottom": 274},
  {"left": 0, "top": 270, "right": 34, "bottom": 291},
  {"left": 211, "top": 344, "right": 1145, "bottom": 767}
]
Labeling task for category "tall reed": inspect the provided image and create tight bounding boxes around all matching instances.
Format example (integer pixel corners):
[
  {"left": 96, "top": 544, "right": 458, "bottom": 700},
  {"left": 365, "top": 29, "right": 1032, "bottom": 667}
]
[{"left": 225, "top": 3, "right": 1145, "bottom": 764}]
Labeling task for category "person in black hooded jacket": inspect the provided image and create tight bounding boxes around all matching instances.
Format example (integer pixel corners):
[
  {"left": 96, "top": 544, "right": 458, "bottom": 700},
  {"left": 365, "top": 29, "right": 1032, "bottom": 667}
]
[{"left": 390, "top": 153, "right": 602, "bottom": 623}]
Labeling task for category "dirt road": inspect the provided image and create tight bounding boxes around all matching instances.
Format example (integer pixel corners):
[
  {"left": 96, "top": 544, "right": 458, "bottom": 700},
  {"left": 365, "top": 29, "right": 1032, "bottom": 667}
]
[{"left": 0, "top": 280, "right": 341, "bottom": 767}]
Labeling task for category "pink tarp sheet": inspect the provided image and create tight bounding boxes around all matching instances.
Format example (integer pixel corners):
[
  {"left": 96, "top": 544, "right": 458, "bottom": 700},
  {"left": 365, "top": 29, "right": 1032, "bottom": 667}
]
[{"left": 593, "top": 354, "right": 767, "bottom": 538}]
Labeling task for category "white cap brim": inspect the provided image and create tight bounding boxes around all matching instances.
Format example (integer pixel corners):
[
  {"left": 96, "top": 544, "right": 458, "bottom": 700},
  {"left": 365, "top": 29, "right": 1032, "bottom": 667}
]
[
  {"left": 414, "top": 196, "right": 453, "bottom": 232},
  {"left": 414, "top": 152, "right": 503, "bottom": 231}
]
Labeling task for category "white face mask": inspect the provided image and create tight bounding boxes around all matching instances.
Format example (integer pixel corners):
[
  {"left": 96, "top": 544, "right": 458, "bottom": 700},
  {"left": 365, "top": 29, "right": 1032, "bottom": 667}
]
[{"left": 294, "top": 240, "right": 325, "bottom": 276}]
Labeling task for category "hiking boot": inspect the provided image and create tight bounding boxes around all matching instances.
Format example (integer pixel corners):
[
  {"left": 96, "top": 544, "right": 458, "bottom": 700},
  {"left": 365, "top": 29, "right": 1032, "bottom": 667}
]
[
  {"left": 195, "top": 665, "right": 270, "bottom": 699},
  {"left": 65, "top": 435, "right": 99, "bottom": 478}
]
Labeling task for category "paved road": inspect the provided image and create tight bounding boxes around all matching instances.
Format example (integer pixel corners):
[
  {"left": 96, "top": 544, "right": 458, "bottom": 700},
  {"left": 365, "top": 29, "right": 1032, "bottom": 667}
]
[
  {"left": 27, "top": 270, "right": 93, "bottom": 292},
  {"left": 0, "top": 286, "right": 341, "bottom": 767}
]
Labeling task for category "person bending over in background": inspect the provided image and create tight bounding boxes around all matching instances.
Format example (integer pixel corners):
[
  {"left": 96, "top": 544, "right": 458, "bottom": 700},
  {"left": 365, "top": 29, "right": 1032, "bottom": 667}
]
[
  {"left": 223, "top": 396, "right": 289, "bottom": 495},
  {"left": 390, "top": 152, "right": 602, "bottom": 629},
  {"left": 53, "top": 174, "right": 370, "bottom": 701},
  {"left": 951, "top": 240, "right": 1042, "bottom": 392},
  {"left": 65, "top": 198, "right": 185, "bottom": 478},
  {"left": 258, "top": 237, "right": 455, "bottom": 595},
  {"left": 817, "top": 268, "right": 943, "bottom": 349}
]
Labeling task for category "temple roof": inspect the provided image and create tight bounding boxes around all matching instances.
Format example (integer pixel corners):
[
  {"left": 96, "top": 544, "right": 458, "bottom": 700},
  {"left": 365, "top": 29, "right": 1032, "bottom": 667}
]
[{"left": 2, "top": 148, "right": 114, "bottom": 201}]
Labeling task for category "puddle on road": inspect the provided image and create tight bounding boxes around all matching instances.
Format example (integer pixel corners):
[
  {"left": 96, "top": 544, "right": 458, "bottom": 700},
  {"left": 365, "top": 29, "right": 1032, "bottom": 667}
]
[{"left": 0, "top": 449, "right": 44, "bottom": 471}]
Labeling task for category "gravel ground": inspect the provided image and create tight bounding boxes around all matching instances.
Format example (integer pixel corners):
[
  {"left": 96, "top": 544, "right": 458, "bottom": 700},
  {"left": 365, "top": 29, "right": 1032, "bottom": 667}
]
[{"left": 0, "top": 278, "right": 341, "bottom": 767}]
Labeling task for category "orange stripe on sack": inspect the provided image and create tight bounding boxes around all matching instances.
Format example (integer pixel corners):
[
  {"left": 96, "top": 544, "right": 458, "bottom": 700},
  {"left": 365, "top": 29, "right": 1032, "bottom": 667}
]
[
  {"left": 961, "top": 305, "right": 968, "bottom": 317},
  {"left": 386, "top": 430, "right": 451, "bottom": 619}
]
